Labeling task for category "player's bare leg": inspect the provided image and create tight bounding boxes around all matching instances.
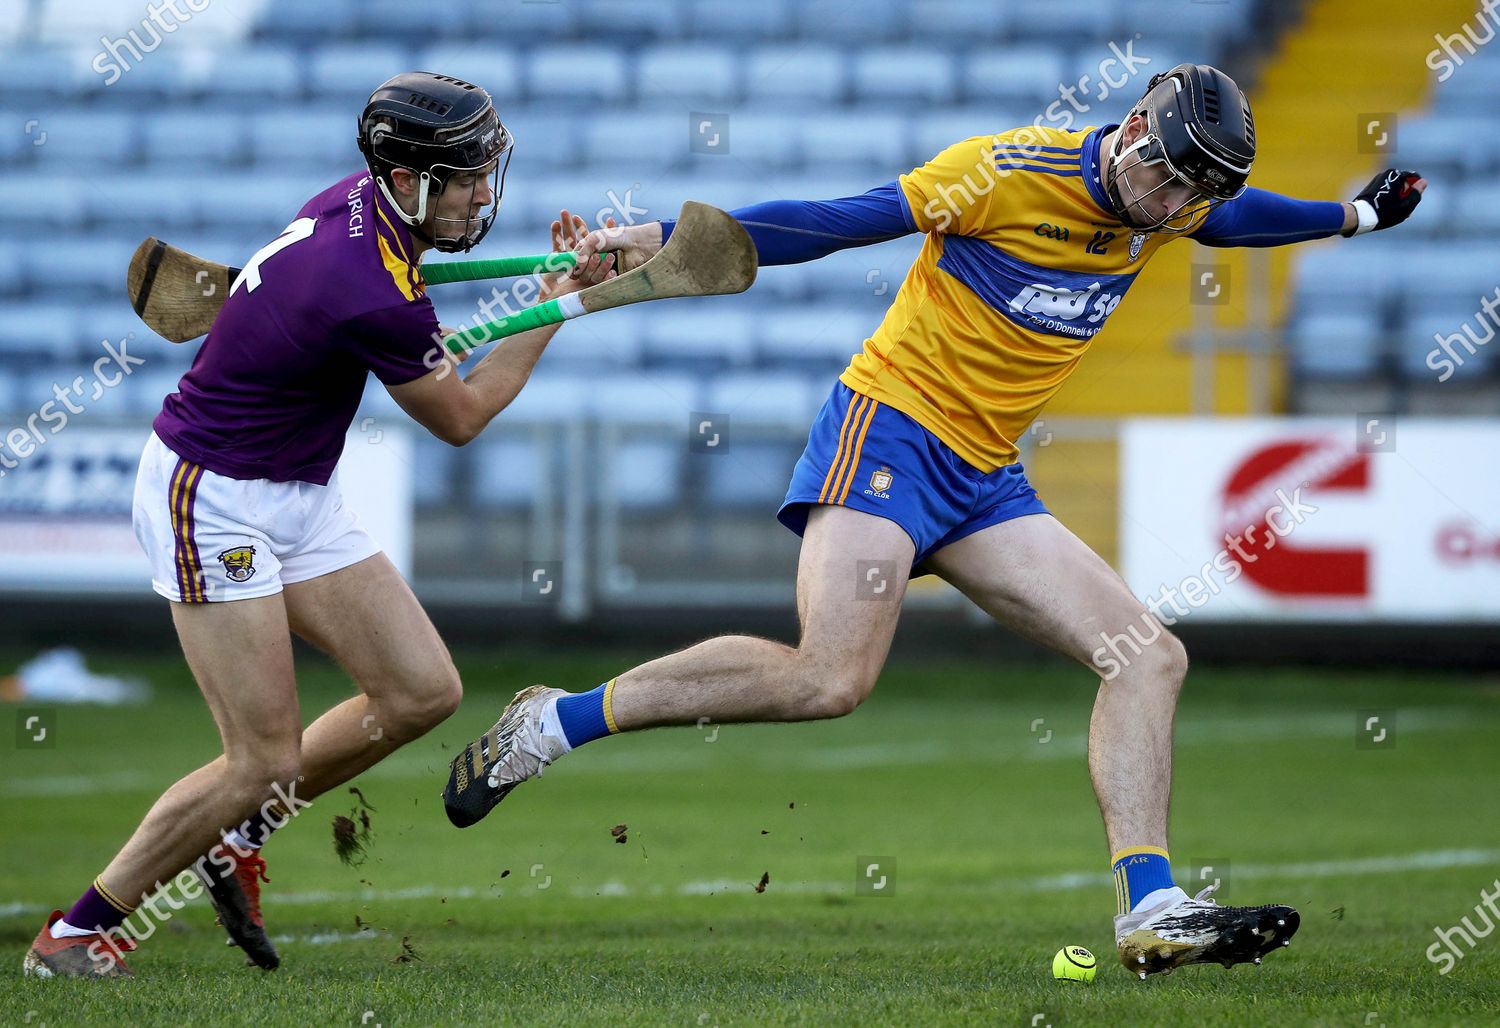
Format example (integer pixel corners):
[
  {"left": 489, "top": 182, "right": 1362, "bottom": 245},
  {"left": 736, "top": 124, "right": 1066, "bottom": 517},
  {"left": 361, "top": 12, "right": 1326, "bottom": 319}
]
[
  {"left": 926, "top": 513, "right": 1182, "bottom": 854},
  {"left": 189, "top": 553, "right": 460, "bottom": 965},
  {"left": 444, "top": 505, "right": 914, "bottom": 826},
  {"left": 284, "top": 553, "right": 462, "bottom": 794},
  {"left": 25, "top": 595, "right": 301, "bottom": 978},
  {"left": 925, "top": 513, "right": 1298, "bottom": 976}
]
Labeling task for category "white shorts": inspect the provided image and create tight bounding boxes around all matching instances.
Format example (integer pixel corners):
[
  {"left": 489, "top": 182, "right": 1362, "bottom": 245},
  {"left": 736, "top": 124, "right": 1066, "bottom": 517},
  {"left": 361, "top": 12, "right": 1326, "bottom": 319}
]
[{"left": 133, "top": 432, "right": 381, "bottom": 603}]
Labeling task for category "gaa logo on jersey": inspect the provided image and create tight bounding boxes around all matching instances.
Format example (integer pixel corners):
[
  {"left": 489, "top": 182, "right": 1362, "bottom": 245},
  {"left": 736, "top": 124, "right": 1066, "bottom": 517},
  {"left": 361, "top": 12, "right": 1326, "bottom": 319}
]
[
  {"left": 866, "top": 467, "right": 894, "bottom": 500},
  {"left": 216, "top": 545, "right": 257, "bottom": 583}
]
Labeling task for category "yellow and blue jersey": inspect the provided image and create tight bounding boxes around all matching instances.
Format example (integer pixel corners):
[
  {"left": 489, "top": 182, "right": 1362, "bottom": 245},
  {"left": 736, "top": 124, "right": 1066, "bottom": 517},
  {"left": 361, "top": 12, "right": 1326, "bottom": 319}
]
[
  {"left": 676, "top": 123, "right": 1347, "bottom": 476},
  {"left": 843, "top": 124, "right": 1181, "bottom": 472}
]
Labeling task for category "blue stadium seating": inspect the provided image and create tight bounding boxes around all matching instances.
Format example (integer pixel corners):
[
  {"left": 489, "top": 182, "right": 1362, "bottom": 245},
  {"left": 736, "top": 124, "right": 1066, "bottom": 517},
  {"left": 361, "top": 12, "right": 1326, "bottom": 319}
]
[{"left": 0, "top": 0, "right": 1481, "bottom": 510}]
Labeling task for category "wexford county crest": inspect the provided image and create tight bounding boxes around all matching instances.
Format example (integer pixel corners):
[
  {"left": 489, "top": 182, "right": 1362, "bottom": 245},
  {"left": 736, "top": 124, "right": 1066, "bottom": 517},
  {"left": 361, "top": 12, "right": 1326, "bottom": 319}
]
[
  {"left": 216, "top": 545, "right": 257, "bottom": 583},
  {"left": 866, "top": 467, "right": 894, "bottom": 499}
]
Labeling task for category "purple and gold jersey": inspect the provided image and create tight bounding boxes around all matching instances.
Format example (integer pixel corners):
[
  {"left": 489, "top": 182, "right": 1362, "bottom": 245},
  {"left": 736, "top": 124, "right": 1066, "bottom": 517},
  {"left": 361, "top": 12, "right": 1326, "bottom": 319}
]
[{"left": 154, "top": 172, "right": 440, "bottom": 485}]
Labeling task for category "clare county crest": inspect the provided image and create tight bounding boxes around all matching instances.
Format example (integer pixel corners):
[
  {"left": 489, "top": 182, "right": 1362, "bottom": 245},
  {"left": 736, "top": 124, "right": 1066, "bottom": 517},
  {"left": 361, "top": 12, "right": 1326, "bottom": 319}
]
[
  {"left": 867, "top": 467, "right": 894, "bottom": 498},
  {"left": 1128, "top": 231, "right": 1149, "bottom": 262},
  {"left": 217, "top": 545, "right": 257, "bottom": 583}
]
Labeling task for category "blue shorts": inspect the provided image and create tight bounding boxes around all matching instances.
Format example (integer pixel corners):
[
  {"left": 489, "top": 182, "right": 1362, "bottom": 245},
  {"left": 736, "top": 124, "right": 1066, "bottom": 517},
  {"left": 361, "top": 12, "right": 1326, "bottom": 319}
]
[{"left": 778, "top": 382, "right": 1050, "bottom": 568}]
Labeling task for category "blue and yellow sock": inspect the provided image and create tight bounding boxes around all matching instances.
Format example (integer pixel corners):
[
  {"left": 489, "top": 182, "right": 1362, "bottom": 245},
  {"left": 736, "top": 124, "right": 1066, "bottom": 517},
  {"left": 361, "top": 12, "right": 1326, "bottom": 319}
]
[
  {"left": 550, "top": 680, "right": 620, "bottom": 751},
  {"left": 1112, "top": 846, "right": 1176, "bottom": 916}
]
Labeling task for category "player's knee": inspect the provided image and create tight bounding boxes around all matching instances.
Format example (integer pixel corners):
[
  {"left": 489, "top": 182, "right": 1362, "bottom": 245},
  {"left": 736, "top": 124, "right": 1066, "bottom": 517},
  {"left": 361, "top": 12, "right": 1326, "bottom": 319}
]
[
  {"left": 1148, "top": 631, "right": 1189, "bottom": 692},
  {"left": 387, "top": 666, "right": 463, "bottom": 738},
  {"left": 226, "top": 750, "right": 302, "bottom": 804},
  {"left": 803, "top": 665, "right": 878, "bottom": 720}
]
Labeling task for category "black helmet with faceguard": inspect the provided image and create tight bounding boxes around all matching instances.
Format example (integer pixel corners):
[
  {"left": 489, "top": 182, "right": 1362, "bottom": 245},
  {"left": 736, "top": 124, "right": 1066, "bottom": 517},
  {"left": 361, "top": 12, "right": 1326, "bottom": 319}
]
[
  {"left": 1105, "top": 63, "right": 1255, "bottom": 232},
  {"left": 357, "top": 72, "right": 514, "bottom": 253}
]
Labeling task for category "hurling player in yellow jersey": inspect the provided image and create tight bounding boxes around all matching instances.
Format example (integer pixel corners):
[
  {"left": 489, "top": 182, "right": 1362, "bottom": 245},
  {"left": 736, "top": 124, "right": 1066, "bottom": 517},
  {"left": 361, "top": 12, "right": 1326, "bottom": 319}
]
[{"left": 445, "top": 64, "right": 1426, "bottom": 977}]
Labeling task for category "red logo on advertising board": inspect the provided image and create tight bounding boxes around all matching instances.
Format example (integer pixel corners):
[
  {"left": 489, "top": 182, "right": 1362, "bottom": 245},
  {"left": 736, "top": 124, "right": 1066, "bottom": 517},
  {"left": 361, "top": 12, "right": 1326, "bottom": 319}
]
[{"left": 1219, "top": 439, "right": 1370, "bottom": 598}]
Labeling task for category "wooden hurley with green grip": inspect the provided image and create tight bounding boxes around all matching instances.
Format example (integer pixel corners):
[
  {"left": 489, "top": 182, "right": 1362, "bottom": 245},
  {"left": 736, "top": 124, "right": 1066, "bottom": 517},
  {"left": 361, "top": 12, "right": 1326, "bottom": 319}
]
[{"left": 443, "top": 200, "right": 757, "bottom": 354}]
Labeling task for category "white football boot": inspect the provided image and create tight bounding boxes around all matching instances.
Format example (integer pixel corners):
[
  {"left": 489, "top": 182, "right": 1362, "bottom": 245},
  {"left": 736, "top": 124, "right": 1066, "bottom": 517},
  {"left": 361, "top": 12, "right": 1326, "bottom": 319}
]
[
  {"left": 444, "top": 685, "right": 569, "bottom": 828},
  {"left": 1115, "top": 883, "right": 1299, "bottom": 978}
]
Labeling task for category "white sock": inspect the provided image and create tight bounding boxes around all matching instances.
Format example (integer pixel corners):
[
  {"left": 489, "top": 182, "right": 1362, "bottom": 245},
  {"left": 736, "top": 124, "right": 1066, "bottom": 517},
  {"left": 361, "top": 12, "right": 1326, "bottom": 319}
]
[
  {"left": 222, "top": 830, "right": 260, "bottom": 853},
  {"left": 50, "top": 918, "right": 100, "bottom": 939},
  {"left": 1134, "top": 885, "right": 1188, "bottom": 913},
  {"left": 538, "top": 696, "right": 573, "bottom": 753}
]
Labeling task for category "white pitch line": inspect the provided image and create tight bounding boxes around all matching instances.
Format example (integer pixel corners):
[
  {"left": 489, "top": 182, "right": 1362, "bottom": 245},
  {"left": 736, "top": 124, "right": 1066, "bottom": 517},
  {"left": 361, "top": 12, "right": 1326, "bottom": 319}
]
[{"left": 4, "top": 848, "right": 1496, "bottom": 922}]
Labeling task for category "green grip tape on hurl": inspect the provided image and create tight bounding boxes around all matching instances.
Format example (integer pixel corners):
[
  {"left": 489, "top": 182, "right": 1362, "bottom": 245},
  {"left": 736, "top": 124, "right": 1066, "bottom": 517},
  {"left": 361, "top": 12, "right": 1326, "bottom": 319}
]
[
  {"left": 423, "top": 252, "right": 580, "bottom": 285},
  {"left": 444, "top": 292, "right": 587, "bottom": 355}
]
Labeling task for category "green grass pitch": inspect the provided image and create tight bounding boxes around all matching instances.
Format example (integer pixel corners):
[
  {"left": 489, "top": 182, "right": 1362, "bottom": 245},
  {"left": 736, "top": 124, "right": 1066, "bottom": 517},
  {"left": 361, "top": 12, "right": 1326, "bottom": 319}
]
[{"left": 3, "top": 646, "right": 1497, "bottom": 1025}]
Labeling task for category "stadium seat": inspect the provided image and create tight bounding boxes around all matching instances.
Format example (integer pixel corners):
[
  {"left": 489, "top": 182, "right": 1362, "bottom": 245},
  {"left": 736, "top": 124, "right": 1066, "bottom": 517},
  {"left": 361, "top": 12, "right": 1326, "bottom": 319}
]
[
  {"left": 145, "top": 112, "right": 248, "bottom": 167},
  {"left": 704, "top": 373, "right": 820, "bottom": 429},
  {"left": 308, "top": 46, "right": 410, "bottom": 102},
  {"left": 643, "top": 308, "right": 756, "bottom": 367},
  {"left": 706, "top": 112, "right": 803, "bottom": 170},
  {"left": 572, "top": 0, "right": 686, "bottom": 44},
  {"left": 470, "top": 433, "right": 544, "bottom": 511},
  {"left": 0, "top": 367, "right": 18, "bottom": 414},
  {"left": 20, "top": 240, "right": 135, "bottom": 297},
  {"left": 584, "top": 111, "right": 691, "bottom": 171},
  {"left": 793, "top": 0, "right": 905, "bottom": 41},
  {"left": 412, "top": 46, "right": 523, "bottom": 101},
  {"left": 1285, "top": 312, "right": 1384, "bottom": 379},
  {"left": 528, "top": 46, "right": 629, "bottom": 104},
  {"left": 852, "top": 48, "right": 957, "bottom": 105},
  {"left": 915, "top": 108, "right": 1046, "bottom": 160},
  {"left": 1399, "top": 313, "right": 1494, "bottom": 380},
  {"left": 757, "top": 307, "right": 877, "bottom": 369},
  {"left": 463, "top": 0, "right": 578, "bottom": 40},
  {"left": 1012, "top": 0, "right": 1122, "bottom": 39},
  {"left": 964, "top": 49, "right": 1068, "bottom": 105},
  {"left": 543, "top": 307, "right": 647, "bottom": 370},
  {"left": 195, "top": 47, "right": 304, "bottom": 101},
  {"left": 908, "top": 0, "right": 1015, "bottom": 43},
  {"left": 408, "top": 433, "right": 458, "bottom": 509},
  {"left": 589, "top": 372, "right": 699, "bottom": 511},
  {"left": 31, "top": 112, "right": 140, "bottom": 167},
  {"left": 248, "top": 109, "right": 360, "bottom": 168},
  {"left": 0, "top": 50, "right": 81, "bottom": 99},
  {"left": 688, "top": 1, "right": 795, "bottom": 42},
  {"left": 637, "top": 46, "right": 740, "bottom": 104},
  {"left": 257, "top": 3, "right": 352, "bottom": 45},
  {"left": 744, "top": 47, "right": 846, "bottom": 104},
  {"left": 799, "top": 112, "right": 912, "bottom": 173},
  {"left": 0, "top": 304, "right": 83, "bottom": 360}
]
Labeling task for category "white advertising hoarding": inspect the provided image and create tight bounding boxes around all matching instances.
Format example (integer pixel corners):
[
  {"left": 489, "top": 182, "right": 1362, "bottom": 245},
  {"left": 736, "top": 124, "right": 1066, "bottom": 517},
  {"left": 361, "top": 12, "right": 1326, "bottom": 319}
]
[
  {"left": 1120, "top": 418, "right": 1500, "bottom": 622},
  {"left": 0, "top": 427, "right": 413, "bottom": 592}
]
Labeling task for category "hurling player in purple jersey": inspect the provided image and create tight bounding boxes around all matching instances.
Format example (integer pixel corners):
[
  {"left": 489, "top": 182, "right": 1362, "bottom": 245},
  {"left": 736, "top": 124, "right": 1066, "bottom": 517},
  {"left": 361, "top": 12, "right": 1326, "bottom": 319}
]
[{"left": 23, "top": 72, "right": 618, "bottom": 979}]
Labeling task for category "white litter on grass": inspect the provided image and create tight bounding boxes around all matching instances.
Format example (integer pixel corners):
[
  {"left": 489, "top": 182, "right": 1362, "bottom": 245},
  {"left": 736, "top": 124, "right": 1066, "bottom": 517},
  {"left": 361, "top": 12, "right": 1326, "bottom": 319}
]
[{"left": 8, "top": 648, "right": 150, "bottom": 705}]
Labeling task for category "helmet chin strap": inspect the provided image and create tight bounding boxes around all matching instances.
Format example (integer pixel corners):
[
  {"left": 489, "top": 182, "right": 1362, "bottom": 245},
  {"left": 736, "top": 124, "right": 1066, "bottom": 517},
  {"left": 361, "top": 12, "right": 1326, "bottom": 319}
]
[
  {"left": 1104, "top": 128, "right": 1154, "bottom": 231},
  {"left": 373, "top": 171, "right": 472, "bottom": 253}
]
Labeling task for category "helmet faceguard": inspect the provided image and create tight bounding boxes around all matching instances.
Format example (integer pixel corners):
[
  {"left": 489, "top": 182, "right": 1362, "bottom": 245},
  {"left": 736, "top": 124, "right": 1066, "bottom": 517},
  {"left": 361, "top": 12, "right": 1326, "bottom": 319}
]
[
  {"left": 1105, "top": 63, "right": 1255, "bottom": 233},
  {"left": 358, "top": 72, "right": 514, "bottom": 253}
]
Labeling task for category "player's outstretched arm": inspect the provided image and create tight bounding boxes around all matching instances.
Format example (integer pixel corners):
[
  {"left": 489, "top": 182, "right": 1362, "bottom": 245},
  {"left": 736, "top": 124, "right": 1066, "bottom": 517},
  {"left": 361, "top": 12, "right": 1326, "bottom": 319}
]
[
  {"left": 574, "top": 183, "right": 917, "bottom": 273},
  {"left": 387, "top": 209, "right": 615, "bottom": 446},
  {"left": 1192, "top": 167, "right": 1426, "bottom": 248}
]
